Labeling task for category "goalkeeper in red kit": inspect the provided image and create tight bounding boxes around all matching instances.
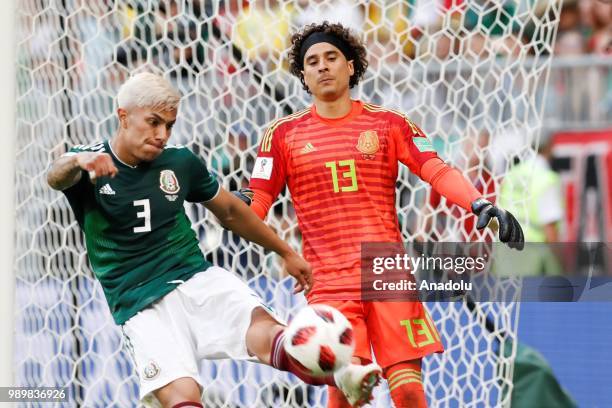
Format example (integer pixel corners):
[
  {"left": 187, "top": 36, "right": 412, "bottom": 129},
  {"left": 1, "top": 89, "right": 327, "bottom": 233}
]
[{"left": 235, "top": 22, "right": 524, "bottom": 408}]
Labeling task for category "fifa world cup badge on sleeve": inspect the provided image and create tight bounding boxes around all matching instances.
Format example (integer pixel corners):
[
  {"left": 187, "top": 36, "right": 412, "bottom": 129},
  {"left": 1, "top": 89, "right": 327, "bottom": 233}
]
[
  {"left": 159, "top": 169, "right": 180, "bottom": 201},
  {"left": 413, "top": 137, "right": 436, "bottom": 153},
  {"left": 252, "top": 157, "right": 274, "bottom": 180}
]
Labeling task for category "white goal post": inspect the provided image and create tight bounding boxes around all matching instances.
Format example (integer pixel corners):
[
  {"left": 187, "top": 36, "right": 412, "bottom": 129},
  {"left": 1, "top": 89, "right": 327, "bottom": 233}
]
[
  {"left": 1, "top": 0, "right": 17, "bottom": 390},
  {"left": 10, "top": 1, "right": 562, "bottom": 407}
]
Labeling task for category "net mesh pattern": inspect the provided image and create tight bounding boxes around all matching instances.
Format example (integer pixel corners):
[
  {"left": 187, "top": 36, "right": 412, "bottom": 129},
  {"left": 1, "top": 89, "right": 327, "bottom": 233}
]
[{"left": 13, "top": 1, "right": 561, "bottom": 406}]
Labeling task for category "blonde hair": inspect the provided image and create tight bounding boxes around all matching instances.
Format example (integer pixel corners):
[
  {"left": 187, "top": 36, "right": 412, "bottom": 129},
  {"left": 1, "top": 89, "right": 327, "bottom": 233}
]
[{"left": 117, "top": 72, "right": 181, "bottom": 111}]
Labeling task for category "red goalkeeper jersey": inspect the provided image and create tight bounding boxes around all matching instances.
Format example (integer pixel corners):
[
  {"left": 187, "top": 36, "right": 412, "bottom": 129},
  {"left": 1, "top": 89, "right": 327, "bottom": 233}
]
[{"left": 249, "top": 100, "right": 439, "bottom": 301}]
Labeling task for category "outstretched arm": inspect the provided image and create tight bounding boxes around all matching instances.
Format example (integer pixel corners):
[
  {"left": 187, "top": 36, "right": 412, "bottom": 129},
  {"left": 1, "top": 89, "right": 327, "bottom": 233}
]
[
  {"left": 389, "top": 113, "right": 524, "bottom": 249},
  {"left": 204, "top": 188, "right": 312, "bottom": 293},
  {"left": 419, "top": 157, "right": 481, "bottom": 212},
  {"left": 420, "top": 157, "right": 524, "bottom": 249}
]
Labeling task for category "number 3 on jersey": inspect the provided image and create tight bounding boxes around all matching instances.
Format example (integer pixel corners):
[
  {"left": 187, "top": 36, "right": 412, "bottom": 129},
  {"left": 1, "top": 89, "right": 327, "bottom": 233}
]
[
  {"left": 325, "top": 159, "right": 358, "bottom": 193},
  {"left": 133, "top": 199, "right": 151, "bottom": 233}
]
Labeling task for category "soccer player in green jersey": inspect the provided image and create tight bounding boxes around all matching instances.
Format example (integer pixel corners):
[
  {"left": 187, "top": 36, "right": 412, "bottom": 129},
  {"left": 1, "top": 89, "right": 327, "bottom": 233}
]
[{"left": 47, "top": 72, "right": 377, "bottom": 408}]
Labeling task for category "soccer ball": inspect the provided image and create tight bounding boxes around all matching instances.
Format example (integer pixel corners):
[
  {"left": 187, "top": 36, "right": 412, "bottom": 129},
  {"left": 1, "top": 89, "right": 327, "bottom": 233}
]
[{"left": 284, "top": 304, "right": 355, "bottom": 377}]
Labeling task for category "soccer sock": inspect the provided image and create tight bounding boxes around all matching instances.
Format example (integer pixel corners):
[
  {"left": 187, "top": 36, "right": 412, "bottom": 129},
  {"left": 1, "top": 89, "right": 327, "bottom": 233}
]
[
  {"left": 171, "top": 402, "right": 203, "bottom": 408},
  {"left": 385, "top": 360, "right": 428, "bottom": 408},
  {"left": 270, "top": 329, "right": 336, "bottom": 386}
]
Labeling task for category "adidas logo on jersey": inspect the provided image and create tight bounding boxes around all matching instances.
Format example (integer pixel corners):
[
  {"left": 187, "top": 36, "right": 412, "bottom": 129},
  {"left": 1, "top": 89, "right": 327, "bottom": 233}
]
[
  {"left": 300, "top": 142, "right": 317, "bottom": 154},
  {"left": 99, "top": 184, "right": 116, "bottom": 195}
]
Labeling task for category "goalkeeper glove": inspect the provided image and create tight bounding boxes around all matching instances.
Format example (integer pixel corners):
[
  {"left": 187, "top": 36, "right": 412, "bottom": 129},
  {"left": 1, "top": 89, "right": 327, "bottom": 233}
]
[
  {"left": 471, "top": 198, "right": 525, "bottom": 250},
  {"left": 232, "top": 188, "right": 254, "bottom": 206}
]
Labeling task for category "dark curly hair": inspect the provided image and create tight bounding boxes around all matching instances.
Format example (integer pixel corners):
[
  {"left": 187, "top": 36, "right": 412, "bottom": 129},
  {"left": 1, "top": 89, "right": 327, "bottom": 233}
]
[{"left": 288, "top": 22, "right": 368, "bottom": 93}]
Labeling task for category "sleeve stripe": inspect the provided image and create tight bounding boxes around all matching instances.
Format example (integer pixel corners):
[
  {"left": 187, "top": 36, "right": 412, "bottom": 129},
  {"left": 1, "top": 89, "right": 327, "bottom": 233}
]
[
  {"left": 261, "top": 108, "right": 310, "bottom": 152},
  {"left": 68, "top": 141, "right": 106, "bottom": 152}
]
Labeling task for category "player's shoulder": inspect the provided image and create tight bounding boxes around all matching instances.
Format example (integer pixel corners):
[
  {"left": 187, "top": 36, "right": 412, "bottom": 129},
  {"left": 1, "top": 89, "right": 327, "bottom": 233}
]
[
  {"left": 162, "top": 143, "right": 191, "bottom": 155},
  {"left": 267, "top": 107, "right": 311, "bottom": 133},
  {"left": 158, "top": 144, "right": 202, "bottom": 164},
  {"left": 151, "top": 145, "right": 210, "bottom": 181},
  {"left": 260, "top": 107, "right": 311, "bottom": 152},
  {"left": 362, "top": 102, "right": 428, "bottom": 138},
  {"left": 361, "top": 102, "right": 412, "bottom": 124}
]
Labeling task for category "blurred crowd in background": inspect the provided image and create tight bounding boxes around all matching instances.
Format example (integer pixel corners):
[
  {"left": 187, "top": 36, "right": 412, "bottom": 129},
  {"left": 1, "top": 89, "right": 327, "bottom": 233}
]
[
  {"left": 19, "top": 0, "right": 611, "bottom": 113},
  {"left": 18, "top": 0, "right": 610, "bottom": 130},
  {"left": 115, "top": 0, "right": 611, "bottom": 67},
  {"left": 16, "top": 0, "right": 612, "bottom": 255},
  {"left": 555, "top": 0, "right": 611, "bottom": 56}
]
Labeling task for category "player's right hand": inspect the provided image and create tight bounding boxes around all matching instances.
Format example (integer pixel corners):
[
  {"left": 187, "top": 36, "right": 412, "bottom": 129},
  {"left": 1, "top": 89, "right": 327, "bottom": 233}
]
[
  {"left": 282, "top": 251, "right": 313, "bottom": 294},
  {"left": 76, "top": 152, "right": 118, "bottom": 181},
  {"left": 471, "top": 198, "right": 525, "bottom": 250}
]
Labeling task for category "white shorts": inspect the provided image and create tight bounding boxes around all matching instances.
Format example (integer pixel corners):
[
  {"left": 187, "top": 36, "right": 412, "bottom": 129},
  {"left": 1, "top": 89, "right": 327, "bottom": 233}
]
[{"left": 121, "top": 266, "right": 282, "bottom": 406}]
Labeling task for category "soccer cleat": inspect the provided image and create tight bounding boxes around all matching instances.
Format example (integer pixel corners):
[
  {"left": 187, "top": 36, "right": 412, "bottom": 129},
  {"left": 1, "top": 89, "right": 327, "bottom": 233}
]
[{"left": 333, "top": 363, "right": 382, "bottom": 407}]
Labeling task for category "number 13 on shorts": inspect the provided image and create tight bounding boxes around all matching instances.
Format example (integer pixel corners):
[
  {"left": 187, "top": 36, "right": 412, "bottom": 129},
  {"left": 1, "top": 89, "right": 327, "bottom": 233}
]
[{"left": 400, "top": 312, "right": 441, "bottom": 348}]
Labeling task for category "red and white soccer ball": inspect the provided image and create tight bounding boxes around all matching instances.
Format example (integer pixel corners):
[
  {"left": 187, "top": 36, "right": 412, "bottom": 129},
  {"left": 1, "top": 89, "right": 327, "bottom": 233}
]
[{"left": 284, "top": 304, "right": 355, "bottom": 377}]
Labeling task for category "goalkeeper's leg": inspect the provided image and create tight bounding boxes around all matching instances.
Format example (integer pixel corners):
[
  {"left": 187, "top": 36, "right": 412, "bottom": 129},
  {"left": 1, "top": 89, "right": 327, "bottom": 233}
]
[
  {"left": 366, "top": 301, "right": 444, "bottom": 407},
  {"left": 384, "top": 359, "right": 428, "bottom": 408}
]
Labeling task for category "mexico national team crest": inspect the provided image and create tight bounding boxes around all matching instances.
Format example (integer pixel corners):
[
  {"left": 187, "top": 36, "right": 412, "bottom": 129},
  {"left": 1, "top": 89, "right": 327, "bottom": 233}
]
[
  {"left": 143, "top": 360, "right": 160, "bottom": 380},
  {"left": 357, "top": 130, "right": 379, "bottom": 159},
  {"left": 159, "top": 170, "right": 180, "bottom": 199}
]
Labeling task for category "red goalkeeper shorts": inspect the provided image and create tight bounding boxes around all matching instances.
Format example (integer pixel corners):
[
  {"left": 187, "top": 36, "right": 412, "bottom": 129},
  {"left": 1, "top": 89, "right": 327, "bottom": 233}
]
[{"left": 310, "top": 299, "right": 444, "bottom": 369}]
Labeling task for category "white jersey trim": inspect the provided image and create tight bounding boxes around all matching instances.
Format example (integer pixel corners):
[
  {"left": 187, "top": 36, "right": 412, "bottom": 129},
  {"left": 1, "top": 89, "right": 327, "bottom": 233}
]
[
  {"left": 201, "top": 183, "right": 221, "bottom": 203},
  {"left": 108, "top": 140, "right": 137, "bottom": 168}
]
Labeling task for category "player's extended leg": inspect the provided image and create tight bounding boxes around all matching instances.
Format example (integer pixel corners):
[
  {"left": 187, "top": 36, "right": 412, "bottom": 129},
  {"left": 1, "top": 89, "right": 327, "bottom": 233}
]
[
  {"left": 245, "top": 307, "right": 289, "bottom": 365},
  {"left": 247, "top": 306, "right": 336, "bottom": 385},
  {"left": 383, "top": 359, "right": 428, "bottom": 408},
  {"left": 246, "top": 306, "right": 381, "bottom": 406},
  {"left": 153, "top": 377, "right": 203, "bottom": 408},
  {"left": 366, "top": 301, "right": 444, "bottom": 408}
]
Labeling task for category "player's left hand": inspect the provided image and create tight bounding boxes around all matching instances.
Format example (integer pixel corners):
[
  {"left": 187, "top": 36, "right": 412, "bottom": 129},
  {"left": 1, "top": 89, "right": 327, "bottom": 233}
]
[
  {"left": 471, "top": 198, "right": 525, "bottom": 250},
  {"left": 281, "top": 251, "right": 313, "bottom": 294}
]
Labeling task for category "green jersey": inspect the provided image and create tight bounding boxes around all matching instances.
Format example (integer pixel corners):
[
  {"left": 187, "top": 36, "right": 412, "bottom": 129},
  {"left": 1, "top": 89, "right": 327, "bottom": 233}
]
[{"left": 62, "top": 141, "right": 219, "bottom": 324}]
